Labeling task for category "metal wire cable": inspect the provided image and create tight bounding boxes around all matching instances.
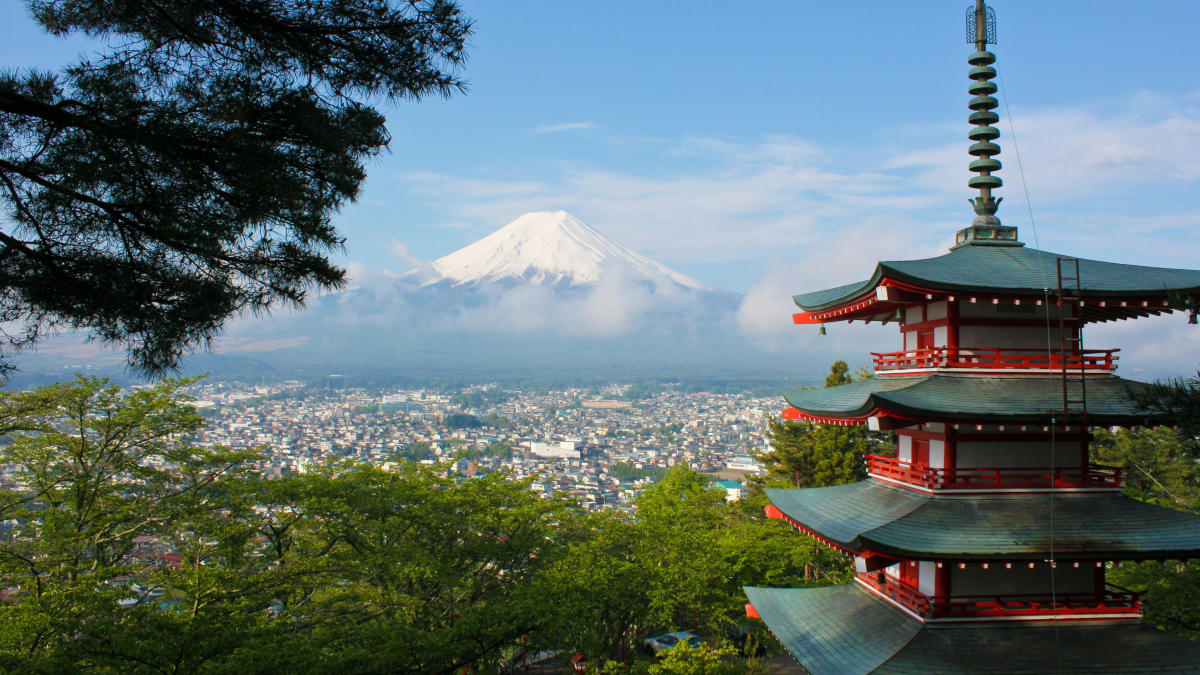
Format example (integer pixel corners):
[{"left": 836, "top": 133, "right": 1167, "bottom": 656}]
[{"left": 999, "top": 69, "right": 1064, "bottom": 675}]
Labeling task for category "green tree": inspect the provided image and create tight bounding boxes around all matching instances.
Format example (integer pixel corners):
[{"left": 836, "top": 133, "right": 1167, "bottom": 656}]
[
  {"left": 647, "top": 642, "right": 767, "bottom": 675},
  {"left": 550, "top": 467, "right": 849, "bottom": 667},
  {"left": 444, "top": 412, "right": 483, "bottom": 429},
  {"left": 757, "top": 361, "right": 892, "bottom": 488},
  {"left": 1091, "top": 426, "right": 1200, "bottom": 512},
  {"left": 1091, "top": 410, "right": 1200, "bottom": 639},
  {"left": 0, "top": 1, "right": 471, "bottom": 374},
  {"left": 0, "top": 376, "right": 261, "bottom": 672},
  {"left": 545, "top": 511, "right": 650, "bottom": 662},
  {"left": 263, "top": 463, "right": 576, "bottom": 673},
  {"left": 0, "top": 377, "right": 584, "bottom": 673},
  {"left": 394, "top": 439, "right": 433, "bottom": 461}
]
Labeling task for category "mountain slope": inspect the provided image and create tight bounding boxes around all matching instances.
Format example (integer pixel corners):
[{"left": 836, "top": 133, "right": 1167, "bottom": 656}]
[{"left": 430, "top": 211, "right": 710, "bottom": 290}]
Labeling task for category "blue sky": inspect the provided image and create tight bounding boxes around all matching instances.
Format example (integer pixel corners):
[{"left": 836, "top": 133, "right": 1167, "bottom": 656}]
[{"left": 4, "top": 1, "right": 1200, "bottom": 375}]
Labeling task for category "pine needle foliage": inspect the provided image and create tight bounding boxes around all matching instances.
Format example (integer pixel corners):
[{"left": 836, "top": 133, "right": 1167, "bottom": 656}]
[
  {"left": 0, "top": 1, "right": 471, "bottom": 375},
  {"left": 757, "top": 361, "right": 894, "bottom": 488}
]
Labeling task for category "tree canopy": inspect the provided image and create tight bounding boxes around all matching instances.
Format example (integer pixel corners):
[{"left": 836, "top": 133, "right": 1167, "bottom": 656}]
[
  {"left": 0, "top": 377, "right": 846, "bottom": 672},
  {"left": 756, "top": 360, "right": 893, "bottom": 488},
  {"left": 1091, "top": 373, "right": 1200, "bottom": 640},
  {"left": 0, "top": 1, "right": 471, "bottom": 375}
]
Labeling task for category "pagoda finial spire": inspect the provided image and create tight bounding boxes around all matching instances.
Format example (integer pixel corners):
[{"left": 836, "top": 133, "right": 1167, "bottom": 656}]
[{"left": 956, "top": 1, "right": 1020, "bottom": 247}]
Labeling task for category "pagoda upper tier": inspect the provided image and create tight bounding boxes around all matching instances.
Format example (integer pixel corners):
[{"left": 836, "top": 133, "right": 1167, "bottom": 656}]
[{"left": 792, "top": 240, "right": 1200, "bottom": 326}]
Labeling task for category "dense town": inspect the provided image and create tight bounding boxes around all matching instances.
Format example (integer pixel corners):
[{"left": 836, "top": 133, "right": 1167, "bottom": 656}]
[{"left": 186, "top": 380, "right": 775, "bottom": 510}]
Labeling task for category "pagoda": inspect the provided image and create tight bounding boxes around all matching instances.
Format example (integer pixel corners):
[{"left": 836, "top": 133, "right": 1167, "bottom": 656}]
[{"left": 743, "top": 3, "right": 1200, "bottom": 673}]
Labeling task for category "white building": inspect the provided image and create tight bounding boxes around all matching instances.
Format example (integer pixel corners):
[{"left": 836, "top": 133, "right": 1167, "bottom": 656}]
[
  {"left": 530, "top": 440, "right": 582, "bottom": 459},
  {"left": 725, "top": 455, "right": 764, "bottom": 474}
]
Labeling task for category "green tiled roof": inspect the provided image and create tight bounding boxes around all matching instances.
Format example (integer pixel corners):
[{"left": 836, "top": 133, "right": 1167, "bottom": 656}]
[
  {"left": 745, "top": 584, "right": 1200, "bottom": 674},
  {"left": 794, "top": 243, "right": 1200, "bottom": 311},
  {"left": 765, "top": 481, "right": 1200, "bottom": 559},
  {"left": 783, "top": 373, "right": 1162, "bottom": 426},
  {"left": 744, "top": 585, "right": 919, "bottom": 674}
]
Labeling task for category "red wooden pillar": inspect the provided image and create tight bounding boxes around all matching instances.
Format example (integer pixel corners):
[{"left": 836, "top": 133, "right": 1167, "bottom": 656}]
[
  {"left": 934, "top": 562, "right": 951, "bottom": 615},
  {"left": 946, "top": 299, "right": 959, "bottom": 359},
  {"left": 944, "top": 428, "right": 957, "bottom": 486}
]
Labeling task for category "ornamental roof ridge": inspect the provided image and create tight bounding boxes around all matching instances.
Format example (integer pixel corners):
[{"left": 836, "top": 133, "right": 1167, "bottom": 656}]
[
  {"left": 792, "top": 244, "right": 1200, "bottom": 319},
  {"left": 957, "top": 0, "right": 1019, "bottom": 249}
]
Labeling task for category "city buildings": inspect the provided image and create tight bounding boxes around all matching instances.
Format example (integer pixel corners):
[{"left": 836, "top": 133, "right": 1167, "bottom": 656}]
[{"left": 185, "top": 380, "right": 771, "bottom": 510}]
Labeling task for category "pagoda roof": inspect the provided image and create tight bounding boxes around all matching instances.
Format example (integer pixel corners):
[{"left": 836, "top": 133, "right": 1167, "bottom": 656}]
[
  {"left": 782, "top": 373, "right": 1160, "bottom": 426},
  {"left": 765, "top": 481, "right": 1200, "bottom": 560},
  {"left": 744, "top": 584, "right": 1200, "bottom": 674},
  {"left": 793, "top": 243, "right": 1200, "bottom": 323}
]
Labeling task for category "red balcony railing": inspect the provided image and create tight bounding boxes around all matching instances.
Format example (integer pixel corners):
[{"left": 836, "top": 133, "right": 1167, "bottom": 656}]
[
  {"left": 866, "top": 454, "right": 1123, "bottom": 490},
  {"left": 856, "top": 572, "right": 1142, "bottom": 619},
  {"left": 871, "top": 346, "right": 1118, "bottom": 372}
]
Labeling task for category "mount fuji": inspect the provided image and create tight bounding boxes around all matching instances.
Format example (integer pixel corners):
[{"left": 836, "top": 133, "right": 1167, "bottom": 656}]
[
  {"left": 17, "top": 211, "right": 816, "bottom": 384},
  {"left": 234, "top": 209, "right": 753, "bottom": 376},
  {"left": 427, "top": 210, "right": 712, "bottom": 292}
]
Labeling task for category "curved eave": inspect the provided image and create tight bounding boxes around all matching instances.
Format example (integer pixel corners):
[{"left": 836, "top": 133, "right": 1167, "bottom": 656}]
[
  {"left": 781, "top": 374, "right": 1165, "bottom": 427},
  {"left": 792, "top": 245, "right": 1200, "bottom": 324},
  {"left": 744, "top": 584, "right": 1200, "bottom": 675},
  {"left": 765, "top": 481, "right": 1200, "bottom": 560}
]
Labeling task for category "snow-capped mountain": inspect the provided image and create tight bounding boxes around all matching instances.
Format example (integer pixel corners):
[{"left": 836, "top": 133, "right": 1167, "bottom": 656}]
[{"left": 430, "top": 211, "right": 711, "bottom": 291}]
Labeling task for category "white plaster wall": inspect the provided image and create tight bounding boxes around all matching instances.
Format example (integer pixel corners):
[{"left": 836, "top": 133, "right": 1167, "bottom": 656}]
[
  {"left": 929, "top": 439, "right": 945, "bottom": 468},
  {"left": 927, "top": 301, "right": 948, "bottom": 321},
  {"left": 934, "top": 325, "right": 948, "bottom": 345},
  {"left": 905, "top": 306, "right": 923, "bottom": 324},
  {"left": 918, "top": 561, "right": 937, "bottom": 596},
  {"left": 898, "top": 435, "right": 912, "bottom": 462}
]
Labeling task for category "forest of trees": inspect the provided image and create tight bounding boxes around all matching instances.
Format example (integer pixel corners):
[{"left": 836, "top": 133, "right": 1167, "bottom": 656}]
[{"left": 0, "top": 376, "right": 852, "bottom": 673}]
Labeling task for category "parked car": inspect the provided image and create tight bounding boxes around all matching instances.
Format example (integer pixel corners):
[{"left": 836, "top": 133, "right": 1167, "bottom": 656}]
[{"left": 642, "top": 631, "right": 703, "bottom": 656}]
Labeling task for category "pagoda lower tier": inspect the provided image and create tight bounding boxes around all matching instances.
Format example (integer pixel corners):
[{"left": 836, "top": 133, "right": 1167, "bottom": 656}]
[
  {"left": 763, "top": 482, "right": 1200, "bottom": 561},
  {"left": 749, "top": 481, "right": 1200, "bottom": 671},
  {"left": 744, "top": 585, "right": 1200, "bottom": 675}
]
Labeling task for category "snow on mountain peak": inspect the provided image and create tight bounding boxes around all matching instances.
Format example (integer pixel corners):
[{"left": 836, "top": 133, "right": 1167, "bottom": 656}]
[{"left": 430, "top": 211, "right": 710, "bottom": 290}]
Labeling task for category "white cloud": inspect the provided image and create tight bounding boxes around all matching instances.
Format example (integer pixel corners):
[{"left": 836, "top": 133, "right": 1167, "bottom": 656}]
[
  {"left": 386, "top": 241, "right": 439, "bottom": 282},
  {"left": 531, "top": 121, "right": 596, "bottom": 135},
  {"left": 396, "top": 90, "right": 1200, "bottom": 283}
]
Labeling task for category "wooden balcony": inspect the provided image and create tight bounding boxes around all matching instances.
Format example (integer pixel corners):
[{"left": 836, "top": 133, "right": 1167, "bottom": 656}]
[
  {"left": 866, "top": 454, "right": 1123, "bottom": 491},
  {"left": 856, "top": 571, "right": 1142, "bottom": 620},
  {"left": 871, "top": 346, "right": 1118, "bottom": 372}
]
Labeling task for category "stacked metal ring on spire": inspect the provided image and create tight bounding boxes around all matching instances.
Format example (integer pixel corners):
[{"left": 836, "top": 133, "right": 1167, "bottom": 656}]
[{"left": 967, "top": 51, "right": 1002, "bottom": 194}]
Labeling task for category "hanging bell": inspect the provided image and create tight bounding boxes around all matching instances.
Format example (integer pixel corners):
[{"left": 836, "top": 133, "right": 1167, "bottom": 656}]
[
  {"left": 894, "top": 308, "right": 905, "bottom": 323},
  {"left": 818, "top": 326, "right": 827, "bottom": 336}
]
